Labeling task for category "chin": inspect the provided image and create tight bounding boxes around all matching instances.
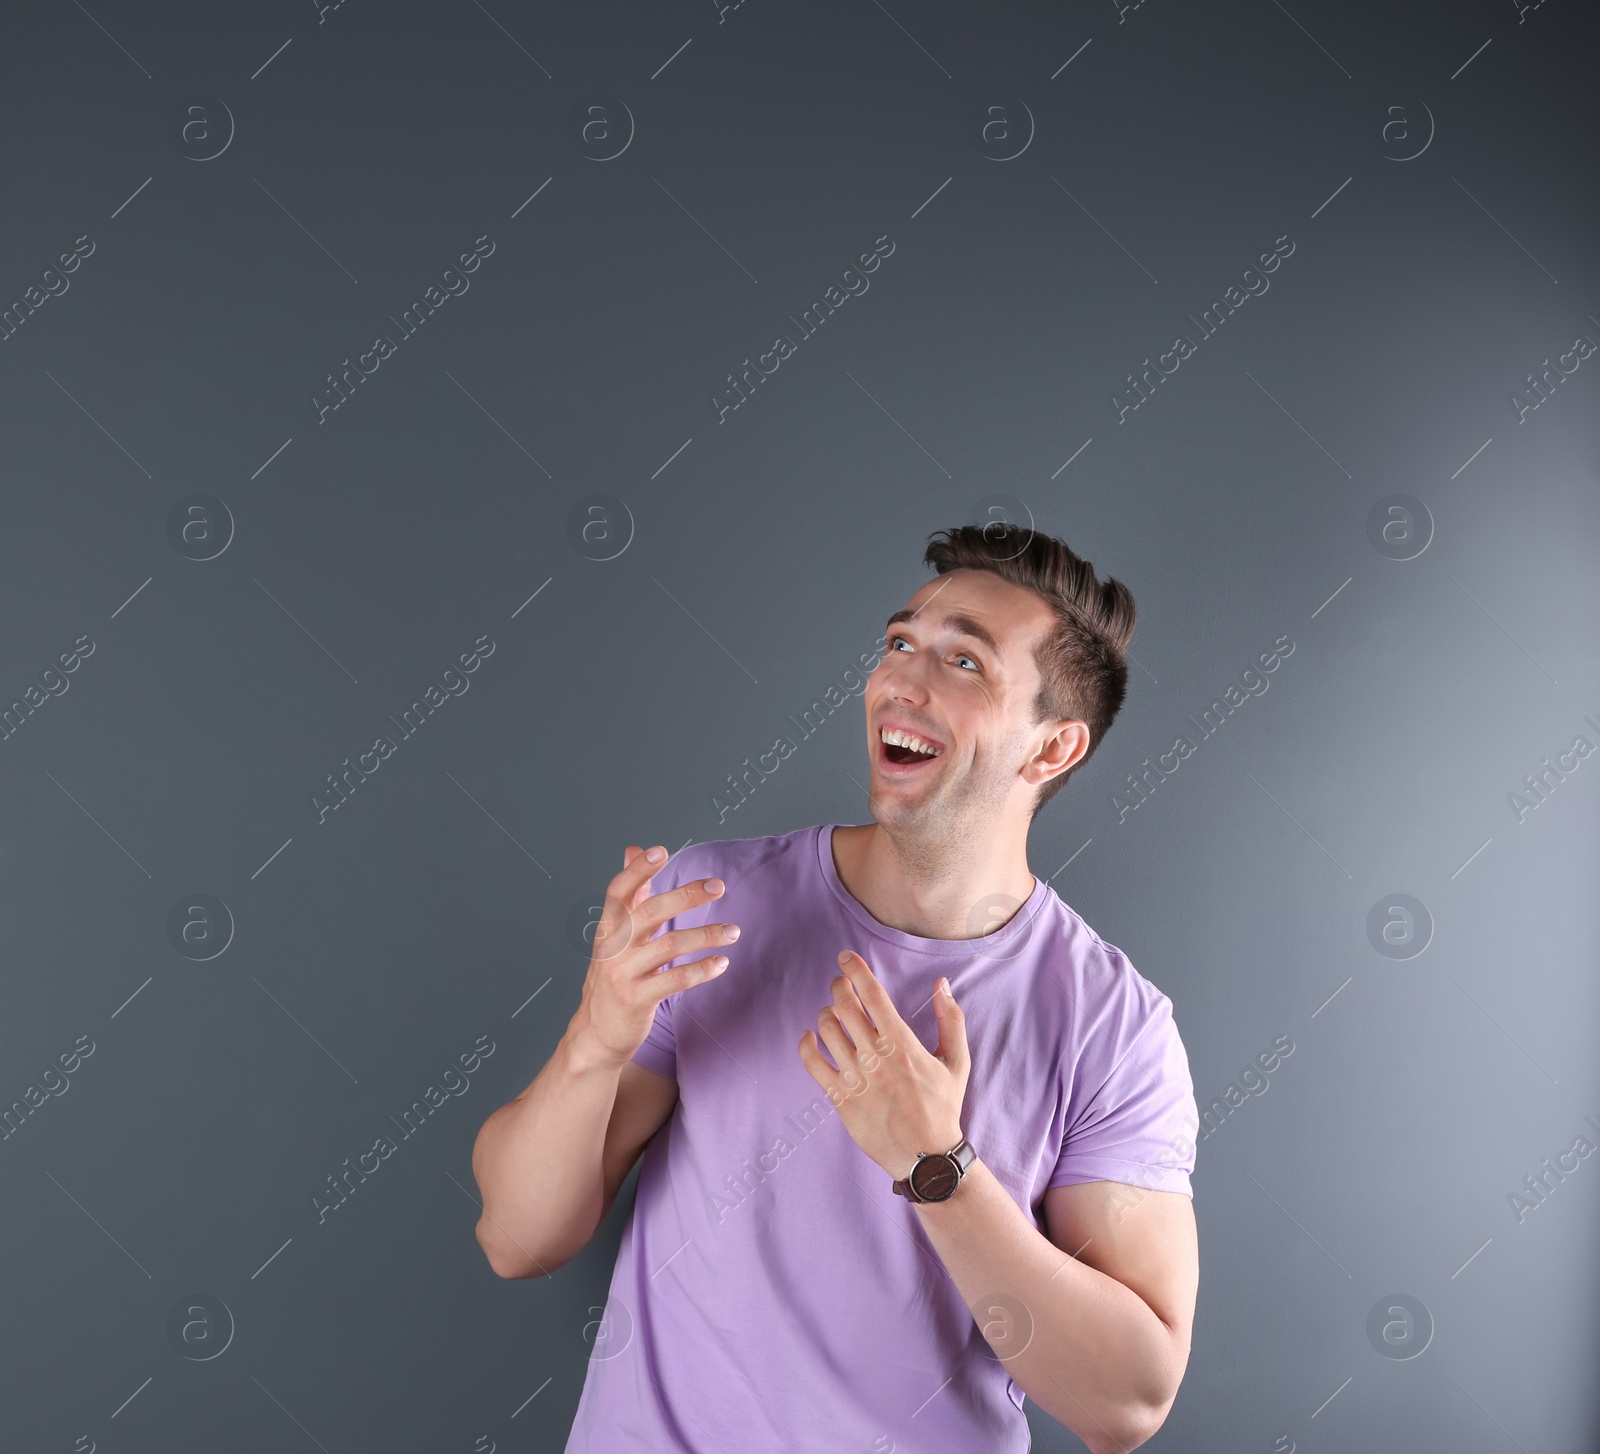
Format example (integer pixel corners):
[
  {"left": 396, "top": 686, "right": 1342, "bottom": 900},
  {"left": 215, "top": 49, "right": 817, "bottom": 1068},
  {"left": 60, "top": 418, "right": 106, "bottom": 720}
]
[{"left": 871, "top": 776, "right": 950, "bottom": 830}]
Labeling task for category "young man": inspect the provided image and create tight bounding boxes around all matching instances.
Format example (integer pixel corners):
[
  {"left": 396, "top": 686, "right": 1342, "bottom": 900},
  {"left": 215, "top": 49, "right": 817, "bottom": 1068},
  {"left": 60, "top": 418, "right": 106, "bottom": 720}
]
[{"left": 471, "top": 524, "right": 1200, "bottom": 1454}]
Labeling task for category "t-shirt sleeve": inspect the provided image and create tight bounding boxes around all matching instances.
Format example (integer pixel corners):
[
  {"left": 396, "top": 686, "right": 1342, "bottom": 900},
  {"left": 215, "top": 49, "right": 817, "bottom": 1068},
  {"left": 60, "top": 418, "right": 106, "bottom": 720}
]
[
  {"left": 631, "top": 994, "right": 678, "bottom": 1081},
  {"left": 626, "top": 848, "right": 701, "bottom": 1083},
  {"left": 1048, "top": 994, "right": 1199, "bottom": 1198}
]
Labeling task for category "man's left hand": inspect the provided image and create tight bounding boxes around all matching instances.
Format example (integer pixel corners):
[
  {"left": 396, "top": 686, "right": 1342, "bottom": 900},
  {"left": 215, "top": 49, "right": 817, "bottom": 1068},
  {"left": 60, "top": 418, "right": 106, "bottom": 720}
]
[{"left": 797, "top": 950, "right": 970, "bottom": 1183}]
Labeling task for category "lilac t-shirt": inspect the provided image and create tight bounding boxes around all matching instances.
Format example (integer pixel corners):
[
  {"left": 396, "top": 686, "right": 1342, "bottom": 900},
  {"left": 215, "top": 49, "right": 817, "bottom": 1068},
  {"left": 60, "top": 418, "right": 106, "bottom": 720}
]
[{"left": 564, "top": 824, "right": 1198, "bottom": 1453}]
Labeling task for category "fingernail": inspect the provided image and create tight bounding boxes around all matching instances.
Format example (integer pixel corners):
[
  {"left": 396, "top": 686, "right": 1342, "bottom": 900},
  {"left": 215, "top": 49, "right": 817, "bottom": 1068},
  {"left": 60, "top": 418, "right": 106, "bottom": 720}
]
[
  {"left": 838, "top": 950, "right": 851, "bottom": 965},
  {"left": 646, "top": 846, "right": 666, "bottom": 863},
  {"left": 711, "top": 956, "right": 729, "bottom": 972},
  {"left": 724, "top": 925, "right": 741, "bottom": 941},
  {"left": 706, "top": 878, "right": 724, "bottom": 894}
]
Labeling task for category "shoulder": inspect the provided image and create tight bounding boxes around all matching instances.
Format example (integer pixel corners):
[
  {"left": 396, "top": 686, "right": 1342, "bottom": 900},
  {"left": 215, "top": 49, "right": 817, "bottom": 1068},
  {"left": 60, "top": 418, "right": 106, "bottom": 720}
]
[
  {"left": 1043, "top": 891, "right": 1183, "bottom": 1045},
  {"left": 656, "top": 824, "right": 824, "bottom": 888},
  {"left": 1043, "top": 900, "right": 1196, "bottom": 1135}
]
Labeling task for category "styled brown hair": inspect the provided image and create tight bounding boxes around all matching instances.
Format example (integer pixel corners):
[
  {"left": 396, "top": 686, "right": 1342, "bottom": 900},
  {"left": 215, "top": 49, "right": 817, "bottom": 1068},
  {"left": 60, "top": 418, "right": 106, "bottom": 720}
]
[{"left": 923, "top": 523, "right": 1136, "bottom": 815}]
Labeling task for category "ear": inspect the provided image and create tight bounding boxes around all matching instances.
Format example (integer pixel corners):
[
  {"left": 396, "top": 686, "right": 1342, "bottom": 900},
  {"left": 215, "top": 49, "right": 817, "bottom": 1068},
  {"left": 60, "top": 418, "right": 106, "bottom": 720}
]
[{"left": 1021, "top": 720, "right": 1090, "bottom": 787}]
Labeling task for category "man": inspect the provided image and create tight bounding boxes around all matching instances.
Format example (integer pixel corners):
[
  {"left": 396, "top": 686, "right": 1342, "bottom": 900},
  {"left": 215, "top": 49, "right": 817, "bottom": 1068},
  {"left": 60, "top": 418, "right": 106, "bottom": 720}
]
[{"left": 471, "top": 523, "right": 1200, "bottom": 1454}]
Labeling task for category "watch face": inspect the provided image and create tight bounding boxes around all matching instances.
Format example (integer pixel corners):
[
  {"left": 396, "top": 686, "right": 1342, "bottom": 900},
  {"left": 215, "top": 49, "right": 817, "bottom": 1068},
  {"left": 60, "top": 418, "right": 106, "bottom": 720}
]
[{"left": 911, "top": 1155, "right": 959, "bottom": 1201}]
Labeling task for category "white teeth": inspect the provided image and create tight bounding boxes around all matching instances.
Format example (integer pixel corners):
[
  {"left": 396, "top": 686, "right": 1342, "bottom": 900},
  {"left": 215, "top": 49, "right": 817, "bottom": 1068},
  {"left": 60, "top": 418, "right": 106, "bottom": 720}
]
[{"left": 880, "top": 727, "right": 940, "bottom": 757}]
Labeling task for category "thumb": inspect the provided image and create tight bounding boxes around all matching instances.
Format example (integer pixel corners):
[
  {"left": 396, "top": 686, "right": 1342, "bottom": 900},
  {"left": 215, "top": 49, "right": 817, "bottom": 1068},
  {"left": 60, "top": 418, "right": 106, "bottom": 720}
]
[{"left": 932, "top": 976, "right": 968, "bottom": 1072}]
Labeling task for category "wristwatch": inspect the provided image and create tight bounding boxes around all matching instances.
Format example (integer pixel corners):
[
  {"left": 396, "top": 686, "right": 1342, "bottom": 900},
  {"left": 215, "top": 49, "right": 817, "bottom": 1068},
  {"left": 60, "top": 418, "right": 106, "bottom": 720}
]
[{"left": 892, "top": 1136, "right": 977, "bottom": 1203}]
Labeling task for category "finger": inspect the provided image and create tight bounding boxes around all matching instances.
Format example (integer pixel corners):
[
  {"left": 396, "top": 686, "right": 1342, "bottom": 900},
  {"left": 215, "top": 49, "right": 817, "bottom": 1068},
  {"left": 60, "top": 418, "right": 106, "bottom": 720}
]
[
  {"left": 622, "top": 846, "right": 653, "bottom": 910},
  {"left": 797, "top": 1029, "right": 845, "bottom": 1104},
  {"left": 837, "top": 951, "right": 909, "bottom": 1039},
  {"left": 633, "top": 920, "right": 741, "bottom": 975},
  {"left": 593, "top": 871, "right": 731, "bottom": 966},
  {"left": 934, "top": 978, "right": 971, "bottom": 1075},
  {"left": 637, "top": 876, "right": 728, "bottom": 935},
  {"left": 814, "top": 1005, "right": 857, "bottom": 1073},
  {"left": 648, "top": 951, "right": 731, "bottom": 1003},
  {"left": 829, "top": 974, "right": 884, "bottom": 1051},
  {"left": 605, "top": 844, "right": 670, "bottom": 921}
]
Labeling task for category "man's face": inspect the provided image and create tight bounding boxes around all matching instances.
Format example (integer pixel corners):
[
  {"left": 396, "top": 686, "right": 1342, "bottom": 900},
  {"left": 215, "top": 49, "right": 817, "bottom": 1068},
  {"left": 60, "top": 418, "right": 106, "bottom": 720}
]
[{"left": 863, "top": 568, "right": 1065, "bottom": 834}]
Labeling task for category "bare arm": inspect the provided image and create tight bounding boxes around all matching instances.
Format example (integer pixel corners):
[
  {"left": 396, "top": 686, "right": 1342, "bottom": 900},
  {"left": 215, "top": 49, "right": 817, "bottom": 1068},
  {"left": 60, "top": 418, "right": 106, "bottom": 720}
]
[
  {"left": 472, "top": 1046, "right": 679, "bottom": 1279},
  {"left": 471, "top": 843, "right": 739, "bottom": 1279},
  {"left": 798, "top": 959, "right": 1197, "bottom": 1453},
  {"left": 912, "top": 1174, "right": 1197, "bottom": 1454}
]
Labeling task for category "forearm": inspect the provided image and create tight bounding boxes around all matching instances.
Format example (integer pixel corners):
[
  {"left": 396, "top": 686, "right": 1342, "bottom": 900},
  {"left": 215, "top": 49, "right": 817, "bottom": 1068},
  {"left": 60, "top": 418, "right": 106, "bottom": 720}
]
[
  {"left": 471, "top": 1017, "right": 622, "bottom": 1279},
  {"left": 912, "top": 1160, "right": 1179, "bottom": 1454}
]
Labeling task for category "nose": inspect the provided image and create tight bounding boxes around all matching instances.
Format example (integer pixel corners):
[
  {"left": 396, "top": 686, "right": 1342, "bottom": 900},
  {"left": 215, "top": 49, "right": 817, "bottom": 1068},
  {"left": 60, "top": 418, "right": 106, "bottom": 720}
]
[{"left": 878, "top": 647, "right": 930, "bottom": 706}]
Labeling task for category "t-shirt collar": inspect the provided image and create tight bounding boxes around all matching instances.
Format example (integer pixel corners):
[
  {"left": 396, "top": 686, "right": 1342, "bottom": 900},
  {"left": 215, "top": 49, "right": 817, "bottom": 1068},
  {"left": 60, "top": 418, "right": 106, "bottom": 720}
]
[{"left": 813, "top": 823, "right": 1051, "bottom": 958}]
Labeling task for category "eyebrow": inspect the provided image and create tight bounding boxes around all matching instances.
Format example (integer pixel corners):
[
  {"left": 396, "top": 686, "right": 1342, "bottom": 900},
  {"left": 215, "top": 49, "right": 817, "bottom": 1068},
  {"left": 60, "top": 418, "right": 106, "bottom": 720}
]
[{"left": 885, "top": 609, "right": 1003, "bottom": 658}]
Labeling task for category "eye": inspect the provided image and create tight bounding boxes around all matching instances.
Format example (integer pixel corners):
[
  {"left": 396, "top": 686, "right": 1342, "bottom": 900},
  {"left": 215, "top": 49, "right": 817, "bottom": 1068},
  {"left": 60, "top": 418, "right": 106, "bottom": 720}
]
[
  {"left": 889, "top": 635, "right": 913, "bottom": 652},
  {"left": 955, "top": 653, "right": 980, "bottom": 671}
]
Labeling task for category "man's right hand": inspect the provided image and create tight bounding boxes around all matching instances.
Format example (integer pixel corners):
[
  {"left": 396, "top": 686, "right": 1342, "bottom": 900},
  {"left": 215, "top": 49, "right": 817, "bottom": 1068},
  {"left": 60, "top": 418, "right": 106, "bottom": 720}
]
[{"left": 568, "top": 844, "right": 739, "bottom": 1070}]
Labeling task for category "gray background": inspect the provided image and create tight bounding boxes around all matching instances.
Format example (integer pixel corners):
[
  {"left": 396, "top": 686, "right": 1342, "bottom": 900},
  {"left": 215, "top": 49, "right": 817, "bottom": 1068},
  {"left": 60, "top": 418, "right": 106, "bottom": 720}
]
[{"left": 1, "top": 1, "right": 1596, "bottom": 1450}]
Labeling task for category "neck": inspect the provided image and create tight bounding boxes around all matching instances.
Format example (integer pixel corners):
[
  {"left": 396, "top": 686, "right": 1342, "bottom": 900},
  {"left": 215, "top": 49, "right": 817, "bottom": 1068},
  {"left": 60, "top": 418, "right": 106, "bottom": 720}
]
[{"left": 830, "top": 816, "right": 1037, "bottom": 940}]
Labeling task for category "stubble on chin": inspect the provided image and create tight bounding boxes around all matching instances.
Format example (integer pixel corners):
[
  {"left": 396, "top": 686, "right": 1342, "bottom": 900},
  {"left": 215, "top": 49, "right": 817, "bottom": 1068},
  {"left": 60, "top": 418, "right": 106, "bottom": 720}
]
[{"left": 875, "top": 759, "right": 1010, "bottom": 882}]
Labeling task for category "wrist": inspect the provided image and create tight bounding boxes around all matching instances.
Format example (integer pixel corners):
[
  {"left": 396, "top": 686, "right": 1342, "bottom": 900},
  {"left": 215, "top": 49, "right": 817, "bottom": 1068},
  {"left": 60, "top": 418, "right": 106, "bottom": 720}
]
[
  {"left": 909, "top": 1160, "right": 981, "bottom": 1212},
  {"left": 893, "top": 1132, "right": 976, "bottom": 1203},
  {"left": 895, "top": 1127, "right": 965, "bottom": 1172},
  {"left": 560, "top": 1013, "right": 629, "bottom": 1079}
]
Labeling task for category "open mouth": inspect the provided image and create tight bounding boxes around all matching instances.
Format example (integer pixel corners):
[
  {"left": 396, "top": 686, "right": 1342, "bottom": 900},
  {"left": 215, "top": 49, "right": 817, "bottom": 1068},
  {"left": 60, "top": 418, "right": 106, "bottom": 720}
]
[{"left": 879, "top": 725, "right": 944, "bottom": 767}]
